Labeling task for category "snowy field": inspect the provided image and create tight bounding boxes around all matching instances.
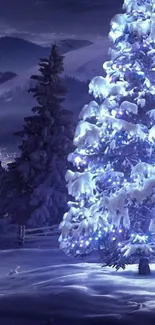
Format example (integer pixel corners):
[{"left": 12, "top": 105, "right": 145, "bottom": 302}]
[{"left": 0, "top": 235, "right": 155, "bottom": 325}]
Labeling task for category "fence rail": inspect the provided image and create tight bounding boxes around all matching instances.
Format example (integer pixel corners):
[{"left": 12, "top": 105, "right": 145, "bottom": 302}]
[
  {"left": 17, "top": 224, "right": 59, "bottom": 247},
  {"left": 0, "top": 225, "right": 59, "bottom": 249},
  {"left": 26, "top": 225, "right": 58, "bottom": 233}
]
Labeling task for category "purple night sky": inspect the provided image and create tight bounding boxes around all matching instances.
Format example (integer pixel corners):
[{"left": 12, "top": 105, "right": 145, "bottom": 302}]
[{"left": 0, "top": 0, "right": 122, "bottom": 45}]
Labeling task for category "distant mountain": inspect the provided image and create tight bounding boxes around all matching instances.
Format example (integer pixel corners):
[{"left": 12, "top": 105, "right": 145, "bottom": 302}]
[
  {"left": 0, "top": 71, "right": 17, "bottom": 85},
  {"left": 0, "top": 36, "right": 92, "bottom": 73},
  {"left": 0, "top": 37, "right": 50, "bottom": 73},
  {"left": 57, "top": 39, "right": 92, "bottom": 53}
]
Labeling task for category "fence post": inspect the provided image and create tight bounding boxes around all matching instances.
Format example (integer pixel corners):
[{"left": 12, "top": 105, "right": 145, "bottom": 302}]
[
  {"left": 18, "top": 225, "right": 25, "bottom": 247},
  {"left": 22, "top": 225, "right": 25, "bottom": 246}
]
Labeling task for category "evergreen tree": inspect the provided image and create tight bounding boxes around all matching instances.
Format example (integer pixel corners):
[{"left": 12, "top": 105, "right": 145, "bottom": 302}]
[
  {"left": 2, "top": 44, "right": 73, "bottom": 226},
  {"left": 59, "top": 0, "right": 155, "bottom": 273}
]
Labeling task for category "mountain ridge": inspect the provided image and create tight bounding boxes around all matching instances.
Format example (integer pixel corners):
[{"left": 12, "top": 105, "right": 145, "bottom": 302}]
[{"left": 0, "top": 36, "right": 92, "bottom": 73}]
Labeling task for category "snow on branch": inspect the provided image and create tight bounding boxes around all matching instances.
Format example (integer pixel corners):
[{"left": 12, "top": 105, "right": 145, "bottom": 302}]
[
  {"left": 127, "top": 178, "right": 155, "bottom": 204},
  {"left": 122, "top": 244, "right": 152, "bottom": 258},
  {"left": 120, "top": 101, "right": 138, "bottom": 115},
  {"left": 89, "top": 76, "right": 128, "bottom": 99},
  {"left": 79, "top": 101, "right": 99, "bottom": 121},
  {"left": 131, "top": 162, "right": 155, "bottom": 179},
  {"left": 73, "top": 121, "right": 100, "bottom": 147},
  {"left": 103, "top": 116, "right": 146, "bottom": 141},
  {"left": 65, "top": 170, "right": 96, "bottom": 198}
]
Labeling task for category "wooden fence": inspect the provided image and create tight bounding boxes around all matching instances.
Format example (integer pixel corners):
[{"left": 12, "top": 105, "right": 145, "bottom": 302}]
[{"left": 17, "top": 224, "right": 59, "bottom": 247}]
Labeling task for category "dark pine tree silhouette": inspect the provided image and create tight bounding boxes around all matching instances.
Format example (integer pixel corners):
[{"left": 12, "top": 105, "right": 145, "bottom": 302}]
[{"left": 1, "top": 44, "right": 74, "bottom": 226}]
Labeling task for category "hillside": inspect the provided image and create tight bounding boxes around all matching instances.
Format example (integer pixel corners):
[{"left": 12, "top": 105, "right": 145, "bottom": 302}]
[
  {"left": 0, "top": 71, "right": 17, "bottom": 85},
  {"left": 64, "top": 38, "right": 109, "bottom": 81},
  {"left": 0, "top": 36, "right": 92, "bottom": 73},
  {"left": 0, "top": 38, "right": 108, "bottom": 97}
]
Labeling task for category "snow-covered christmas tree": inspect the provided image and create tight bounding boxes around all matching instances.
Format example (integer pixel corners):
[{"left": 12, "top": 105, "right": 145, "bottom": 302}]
[{"left": 59, "top": 0, "right": 155, "bottom": 273}]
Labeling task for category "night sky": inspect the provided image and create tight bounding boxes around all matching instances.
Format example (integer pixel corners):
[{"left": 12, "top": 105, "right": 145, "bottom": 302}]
[{"left": 0, "top": 0, "right": 122, "bottom": 45}]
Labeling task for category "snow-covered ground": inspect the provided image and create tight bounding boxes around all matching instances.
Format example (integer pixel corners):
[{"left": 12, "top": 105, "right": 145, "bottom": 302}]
[{"left": 0, "top": 235, "right": 155, "bottom": 325}]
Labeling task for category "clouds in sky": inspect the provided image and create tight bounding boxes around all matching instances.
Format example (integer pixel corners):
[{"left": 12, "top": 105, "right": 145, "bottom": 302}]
[{"left": 0, "top": 0, "right": 122, "bottom": 42}]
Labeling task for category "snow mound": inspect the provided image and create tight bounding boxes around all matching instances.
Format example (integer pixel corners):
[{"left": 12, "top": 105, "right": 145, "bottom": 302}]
[{"left": 0, "top": 241, "right": 155, "bottom": 324}]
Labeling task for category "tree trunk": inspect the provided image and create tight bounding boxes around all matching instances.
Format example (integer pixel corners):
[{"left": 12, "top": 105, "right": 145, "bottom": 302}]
[{"left": 138, "top": 257, "right": 151, "bottom": 275}]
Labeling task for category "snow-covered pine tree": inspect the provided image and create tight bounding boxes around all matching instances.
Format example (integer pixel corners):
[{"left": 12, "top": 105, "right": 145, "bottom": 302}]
[
  {"left": 59, "top": 0, "right": 155, "bottom": 274},
  {"left": 2, "top": 44, "right": 73, "bottom": 226}
]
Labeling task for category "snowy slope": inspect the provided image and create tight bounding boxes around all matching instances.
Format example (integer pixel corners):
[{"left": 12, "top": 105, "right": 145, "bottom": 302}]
[
  {"left": 0, "top": 65, "right": 39, "bottom": 97},
  {"left": 0, "top": 38, "right": 109, "bottom": 98},
  {"left": 0, "top": 236, "right": 155, "bottom": 325},
  {"left": 64, "top": 38, "right": 109, "bottom": 80}
]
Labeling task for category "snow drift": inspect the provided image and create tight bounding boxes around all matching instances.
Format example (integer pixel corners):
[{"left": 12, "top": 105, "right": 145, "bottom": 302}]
[{"left": 0, "top": 236, "right": 155, "bottom": 325}]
